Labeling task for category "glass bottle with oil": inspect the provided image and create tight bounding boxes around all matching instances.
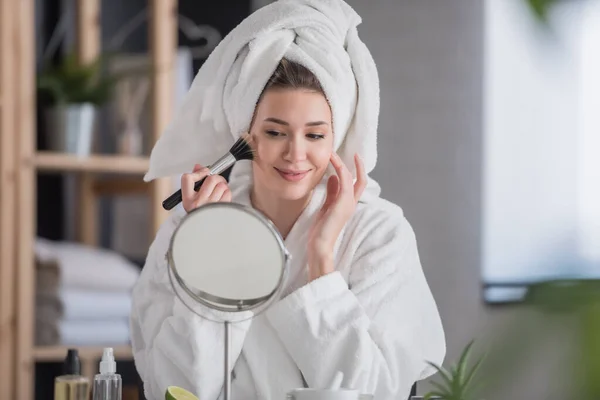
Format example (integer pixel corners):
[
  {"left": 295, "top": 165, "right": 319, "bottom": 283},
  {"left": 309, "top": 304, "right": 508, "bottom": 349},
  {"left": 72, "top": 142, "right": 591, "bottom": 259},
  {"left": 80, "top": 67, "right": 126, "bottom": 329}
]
[{"left": 54, "top": 348, "right": 90, "bottom": 400}]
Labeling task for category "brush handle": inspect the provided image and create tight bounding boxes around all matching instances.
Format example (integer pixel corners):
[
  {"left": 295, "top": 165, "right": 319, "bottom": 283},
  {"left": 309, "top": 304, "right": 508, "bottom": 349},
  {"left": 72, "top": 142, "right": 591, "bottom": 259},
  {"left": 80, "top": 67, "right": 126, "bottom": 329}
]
[
  {"left": 162, "top": 175, "right": 211, "bottom": 210},
  {"left": 162, "top": 152, "right": 237, "bottom": 211}
]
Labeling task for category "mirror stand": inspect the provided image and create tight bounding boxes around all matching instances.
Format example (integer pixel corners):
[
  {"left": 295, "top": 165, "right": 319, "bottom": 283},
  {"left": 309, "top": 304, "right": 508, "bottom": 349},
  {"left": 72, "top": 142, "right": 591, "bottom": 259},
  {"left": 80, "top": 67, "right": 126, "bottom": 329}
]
[
  {"left": 167, "top": 202, "right": 291, "bottom": 400},
  {"left": 224, "top": 320, "right": 231, "bottom": 400}
]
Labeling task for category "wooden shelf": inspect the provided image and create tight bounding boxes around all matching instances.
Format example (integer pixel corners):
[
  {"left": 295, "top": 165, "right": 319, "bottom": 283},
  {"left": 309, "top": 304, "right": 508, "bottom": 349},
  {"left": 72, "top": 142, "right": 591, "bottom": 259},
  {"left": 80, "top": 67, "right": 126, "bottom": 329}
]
[
  {"left": 33, "top": 344, "right": 133, "bottom": 362},
  {"left": 34, "top": 151, "right": 150, "bottom": 174},
  {"left": 1, "top": 0, "right": 178, "bottom": 397}
]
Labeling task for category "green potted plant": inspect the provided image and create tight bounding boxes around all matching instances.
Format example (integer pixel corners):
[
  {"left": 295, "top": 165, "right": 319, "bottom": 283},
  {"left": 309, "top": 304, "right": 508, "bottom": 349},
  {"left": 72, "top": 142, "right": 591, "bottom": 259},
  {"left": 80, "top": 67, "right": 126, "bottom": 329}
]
[
  {"left": 37, "top": 52, "right": 119, "bottom": 156},
  {"left": 420, "top": 280, "right": 600, "bottom": 400},
  {"left": 523, "top": 0, "right": 562, "bottom": 23},
  {"left": 422, "top": 340, "right": 485, "bottom": 400}
]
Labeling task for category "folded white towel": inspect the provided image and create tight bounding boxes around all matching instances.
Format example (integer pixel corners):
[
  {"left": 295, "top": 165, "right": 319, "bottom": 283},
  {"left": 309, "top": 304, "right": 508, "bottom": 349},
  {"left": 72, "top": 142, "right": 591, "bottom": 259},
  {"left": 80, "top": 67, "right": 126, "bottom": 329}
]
[
  {"left": 35, "top": 237, "right": 140, "bottom": 294},
  {"left": 36, "top": 289, "right": 132, "bottom": 322},
  {"left": 35, "top": 319, "right": 130, "bottom": 346},
  {"left": 143, "top": 0, "right": 381, "bottom": 193}
]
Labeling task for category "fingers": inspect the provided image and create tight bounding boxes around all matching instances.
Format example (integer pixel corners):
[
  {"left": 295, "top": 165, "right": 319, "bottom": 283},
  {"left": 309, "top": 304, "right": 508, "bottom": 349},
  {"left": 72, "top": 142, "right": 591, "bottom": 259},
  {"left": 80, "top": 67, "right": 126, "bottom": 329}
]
[
  {"left": 208, "top": 181, "right": 230, "bottom": 202},
  {"left": 181, "top": 165, "right": 210, "bottom": 208},
  {"left": 353, "top": 153, "right": 367, "bottom": 200},
  {"left": 330, "top": 152, "right": 366, "bottom": 202},
  {"left": 327, "top": 174, "right": 340, "bottom": 197},
  {"left": 322, "top": 174, "right": 340, "bottom": 210},
  {"left": 330, "top": 152, "right": 353, "bottom": 196},
  {"left": 195, "top": 174, "right": 227, "bottom": 204},
  {"left": 221, "top": 187, "right": 232, "bottom": 202},
  {"left": 181, "top": 164, "right": 231, "bottom": 212}
]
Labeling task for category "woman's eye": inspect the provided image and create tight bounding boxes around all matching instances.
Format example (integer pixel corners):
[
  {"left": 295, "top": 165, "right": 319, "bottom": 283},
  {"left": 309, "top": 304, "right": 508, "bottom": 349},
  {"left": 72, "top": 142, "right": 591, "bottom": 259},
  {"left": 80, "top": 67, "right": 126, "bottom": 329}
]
[
  {"left": 265, "top": 130, "right": 283, "bottom": 137},
  {"left": 307, "top": 133, "right": 325, "bottom": 140}
]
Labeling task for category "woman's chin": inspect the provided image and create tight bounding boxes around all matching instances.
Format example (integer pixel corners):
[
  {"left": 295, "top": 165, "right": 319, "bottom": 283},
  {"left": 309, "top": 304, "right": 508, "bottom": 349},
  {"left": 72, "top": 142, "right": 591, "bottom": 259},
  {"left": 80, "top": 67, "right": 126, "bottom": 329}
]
[
  {"left": 273, "top": 184, "right": 313, "bottom": 201},
  {"left": 279, "top": 191, "right": 311, "bottom": 201}
]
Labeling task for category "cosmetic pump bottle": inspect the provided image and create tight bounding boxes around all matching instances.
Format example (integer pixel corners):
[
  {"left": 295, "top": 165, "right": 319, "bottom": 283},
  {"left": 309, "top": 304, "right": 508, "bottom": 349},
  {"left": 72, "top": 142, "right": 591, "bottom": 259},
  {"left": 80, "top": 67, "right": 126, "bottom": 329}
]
[
  {"left": 92, "top": 347, "right": 122, "bottom": 400},
  {"left": 54, "top": 348, "right": 90, "bottom": 400}
]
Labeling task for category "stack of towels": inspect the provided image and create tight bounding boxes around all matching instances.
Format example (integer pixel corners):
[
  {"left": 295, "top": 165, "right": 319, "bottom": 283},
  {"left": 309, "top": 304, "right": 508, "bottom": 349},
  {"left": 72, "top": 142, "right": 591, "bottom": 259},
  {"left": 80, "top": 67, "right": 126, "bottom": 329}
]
[{"left": 34, "top": 237, "right": 141, "bottom": 346}]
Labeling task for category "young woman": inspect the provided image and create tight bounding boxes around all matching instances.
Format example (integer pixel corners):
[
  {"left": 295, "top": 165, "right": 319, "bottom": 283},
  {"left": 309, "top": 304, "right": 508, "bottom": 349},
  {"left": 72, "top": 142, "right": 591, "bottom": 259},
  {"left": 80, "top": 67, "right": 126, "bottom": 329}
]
[{"left": 129, "top": 58, "right": 446, "bottom": 400}]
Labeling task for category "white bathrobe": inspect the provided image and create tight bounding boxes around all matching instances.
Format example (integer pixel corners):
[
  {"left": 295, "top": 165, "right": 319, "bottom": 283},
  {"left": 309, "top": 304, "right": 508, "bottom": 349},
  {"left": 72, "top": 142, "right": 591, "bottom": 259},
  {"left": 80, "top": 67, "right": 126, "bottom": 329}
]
[
  {"left": 132, "top": 0, "right": 445, "bottom": 398},
  {"left": 129, "top": 162, "right": 446, "bottom": 400}
]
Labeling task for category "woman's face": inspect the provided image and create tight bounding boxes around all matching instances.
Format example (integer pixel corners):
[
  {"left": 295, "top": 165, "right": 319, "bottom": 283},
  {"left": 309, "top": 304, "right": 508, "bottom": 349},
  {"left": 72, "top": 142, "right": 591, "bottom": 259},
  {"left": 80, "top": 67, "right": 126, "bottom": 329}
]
[{"left": 250, "top": 88, "right": 333, "bottom": 201}]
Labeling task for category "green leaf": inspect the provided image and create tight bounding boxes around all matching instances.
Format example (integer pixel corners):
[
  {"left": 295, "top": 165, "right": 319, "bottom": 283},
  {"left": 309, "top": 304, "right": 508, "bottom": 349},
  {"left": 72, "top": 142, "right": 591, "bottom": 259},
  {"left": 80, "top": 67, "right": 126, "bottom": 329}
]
[
  {"left": 579, "top": 302, "right": 600, "bottom": 397},
  {"left": 426, "top": 361, "right": 454, "bottom": 389},
  {"left": 424, "top": 391, "right": 448, "bottom": 400},
  {"left": 461, "top": 355, "right": 485, "bottom": 396},
  {"left": 456, "top": 340, "right": 475, "bottom": 383},
  {"left": 36, "top": 50, "right": 137, "bottom": 106},
  {"left": 429, "top": 380, "right": 452, "bottom": 396},
  {"left": 526, "top": 0, "right": 552, "bottom": 22},
  {"left": 449, "top": 365, "right": 462, "bottom": 397},
  {"left": 37, "top": 75, "right": 64, "bottom": 103}
]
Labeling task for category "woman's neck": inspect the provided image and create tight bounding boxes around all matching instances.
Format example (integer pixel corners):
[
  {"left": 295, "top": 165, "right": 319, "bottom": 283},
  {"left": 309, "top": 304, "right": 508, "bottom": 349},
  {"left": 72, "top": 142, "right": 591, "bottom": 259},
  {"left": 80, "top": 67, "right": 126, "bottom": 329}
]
[{"left": 250, "top": 186, "right": 312, "bottom": 240}]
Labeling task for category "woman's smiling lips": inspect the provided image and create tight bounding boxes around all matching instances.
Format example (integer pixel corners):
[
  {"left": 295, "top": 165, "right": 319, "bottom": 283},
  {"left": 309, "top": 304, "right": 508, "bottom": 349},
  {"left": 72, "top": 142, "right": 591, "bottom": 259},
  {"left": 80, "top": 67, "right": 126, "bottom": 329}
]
[{"left": 274, "top": 167, "right": 311, "bottom": 182}]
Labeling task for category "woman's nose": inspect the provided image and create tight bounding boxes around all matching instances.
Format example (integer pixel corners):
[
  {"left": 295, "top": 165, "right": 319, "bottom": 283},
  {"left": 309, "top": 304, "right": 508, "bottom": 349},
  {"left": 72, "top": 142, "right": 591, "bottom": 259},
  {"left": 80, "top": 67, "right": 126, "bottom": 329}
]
[{"left": 283, "top": 137, "right": 307, "bottom": 162}]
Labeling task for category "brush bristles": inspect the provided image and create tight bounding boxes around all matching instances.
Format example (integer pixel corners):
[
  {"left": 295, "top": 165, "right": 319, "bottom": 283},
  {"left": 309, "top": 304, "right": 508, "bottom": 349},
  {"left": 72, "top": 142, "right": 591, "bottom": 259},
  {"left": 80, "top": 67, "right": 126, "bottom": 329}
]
[{"left": 230, "top": 133, "right": 255, "bottom": 161}]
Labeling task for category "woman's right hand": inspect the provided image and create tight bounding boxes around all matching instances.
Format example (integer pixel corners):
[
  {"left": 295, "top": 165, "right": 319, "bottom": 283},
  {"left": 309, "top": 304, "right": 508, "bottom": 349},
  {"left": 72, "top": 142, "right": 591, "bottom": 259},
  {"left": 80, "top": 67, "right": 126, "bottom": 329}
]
[{"left": 181, "top": 164, "right": 232, "bottom": 213}]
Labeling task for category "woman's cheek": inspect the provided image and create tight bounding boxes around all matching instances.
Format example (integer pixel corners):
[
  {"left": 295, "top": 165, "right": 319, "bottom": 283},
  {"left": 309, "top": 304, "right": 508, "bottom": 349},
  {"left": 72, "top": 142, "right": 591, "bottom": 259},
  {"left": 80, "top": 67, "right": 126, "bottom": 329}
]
[
  {"left": 255, "top": 141, "right": 274, "bottom": 162},
  {"left": 314, "top": 147, "right": 332, "bottom": 169}
]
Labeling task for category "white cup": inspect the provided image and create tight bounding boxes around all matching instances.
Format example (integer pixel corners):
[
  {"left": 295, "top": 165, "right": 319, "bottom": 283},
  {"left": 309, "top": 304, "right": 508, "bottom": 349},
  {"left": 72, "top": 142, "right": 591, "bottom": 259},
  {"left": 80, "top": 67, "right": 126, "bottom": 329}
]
[{"left": 287, "top": 388, "right": 361, "bottom": 400}]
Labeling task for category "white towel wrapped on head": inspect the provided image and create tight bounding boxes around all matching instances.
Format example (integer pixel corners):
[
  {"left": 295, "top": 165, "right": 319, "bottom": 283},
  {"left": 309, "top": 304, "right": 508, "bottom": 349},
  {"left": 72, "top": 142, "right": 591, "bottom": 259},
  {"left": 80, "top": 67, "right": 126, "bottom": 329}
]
[{"left": 143, "top": 0, "right": 380, "bottom": 195}]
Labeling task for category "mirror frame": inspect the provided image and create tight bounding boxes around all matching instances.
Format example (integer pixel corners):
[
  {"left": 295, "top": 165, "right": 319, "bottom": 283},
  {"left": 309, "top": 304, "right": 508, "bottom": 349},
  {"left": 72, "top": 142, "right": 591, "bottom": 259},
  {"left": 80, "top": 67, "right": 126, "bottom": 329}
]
[{"left": 167, "top": 202, "right": 291, "bottom": 314}]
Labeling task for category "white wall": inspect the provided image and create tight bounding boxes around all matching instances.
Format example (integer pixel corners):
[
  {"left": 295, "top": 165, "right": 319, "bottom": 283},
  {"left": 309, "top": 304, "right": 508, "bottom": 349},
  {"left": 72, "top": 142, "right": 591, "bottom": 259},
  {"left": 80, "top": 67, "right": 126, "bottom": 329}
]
[
  {"left": 344, "top": 0, "right": 579, "bottom": 397},
  {"left": 578, "top": 0, "right": 600, "bottom": 267},
  {"left": 483, "top": 0, "right": 590, "bottom": 295},
  {"left": 345, "top": 0, "right": 487, "bottom": 369}
]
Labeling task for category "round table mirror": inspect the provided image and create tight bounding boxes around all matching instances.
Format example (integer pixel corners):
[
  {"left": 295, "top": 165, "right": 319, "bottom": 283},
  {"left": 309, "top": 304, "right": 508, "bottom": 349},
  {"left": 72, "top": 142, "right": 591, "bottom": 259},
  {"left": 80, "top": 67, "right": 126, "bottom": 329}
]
[{"left": 167, "top": 202, "right": 291, "bottom": 400}]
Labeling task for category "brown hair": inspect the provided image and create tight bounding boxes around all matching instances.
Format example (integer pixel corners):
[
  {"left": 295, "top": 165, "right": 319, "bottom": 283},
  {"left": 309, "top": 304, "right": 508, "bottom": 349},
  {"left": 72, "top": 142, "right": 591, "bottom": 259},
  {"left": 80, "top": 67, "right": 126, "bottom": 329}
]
[
  {"left": 250, "top": 59, "right": 329, "bottom": 130},
  {"left": 262, "top": 58, "right": 325, "bottom": 95}
]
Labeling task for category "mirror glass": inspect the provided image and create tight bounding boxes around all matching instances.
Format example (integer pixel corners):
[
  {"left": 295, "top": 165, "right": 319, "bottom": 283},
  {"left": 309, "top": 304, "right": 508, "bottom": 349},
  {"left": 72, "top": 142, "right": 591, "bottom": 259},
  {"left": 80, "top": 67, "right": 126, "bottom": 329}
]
[{"left": 168, "top": 202, "right": 288, "bottom": 312}]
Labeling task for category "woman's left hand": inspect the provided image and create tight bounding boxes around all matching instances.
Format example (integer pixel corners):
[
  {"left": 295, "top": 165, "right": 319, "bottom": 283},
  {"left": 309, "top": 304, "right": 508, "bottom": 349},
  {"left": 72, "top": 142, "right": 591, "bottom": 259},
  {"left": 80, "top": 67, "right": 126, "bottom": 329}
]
[{"left": 307, "top": 152, "right": 367, "bottom": 281}]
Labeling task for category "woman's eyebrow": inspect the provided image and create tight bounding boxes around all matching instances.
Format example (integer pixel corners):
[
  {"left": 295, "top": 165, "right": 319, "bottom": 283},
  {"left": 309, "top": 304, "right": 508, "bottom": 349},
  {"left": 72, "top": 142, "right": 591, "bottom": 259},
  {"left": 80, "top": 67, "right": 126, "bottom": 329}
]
[
  {"left": 264, "top": 117, "right": 289, "bottom": 126},
  {"left": 264, "top": 117, "right": 328, "bottom": 127},
  {"left": 305, "top": 120, "right": 328, "bottom": 127}
]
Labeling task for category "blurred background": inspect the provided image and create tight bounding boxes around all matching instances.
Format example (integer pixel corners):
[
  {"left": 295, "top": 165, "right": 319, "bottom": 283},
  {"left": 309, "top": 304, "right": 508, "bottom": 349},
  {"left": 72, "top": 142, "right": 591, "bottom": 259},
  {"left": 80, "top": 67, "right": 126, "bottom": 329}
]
[{"left": 0, "top": 0, "right": 598, "bottom": 399}]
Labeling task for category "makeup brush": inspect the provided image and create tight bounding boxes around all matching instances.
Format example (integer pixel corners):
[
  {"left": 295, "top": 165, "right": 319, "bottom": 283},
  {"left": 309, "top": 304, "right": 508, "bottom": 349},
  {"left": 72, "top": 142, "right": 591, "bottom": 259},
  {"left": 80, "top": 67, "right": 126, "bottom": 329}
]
[{"left": 162, "top": 133, "right": 255, "bottom": 210}]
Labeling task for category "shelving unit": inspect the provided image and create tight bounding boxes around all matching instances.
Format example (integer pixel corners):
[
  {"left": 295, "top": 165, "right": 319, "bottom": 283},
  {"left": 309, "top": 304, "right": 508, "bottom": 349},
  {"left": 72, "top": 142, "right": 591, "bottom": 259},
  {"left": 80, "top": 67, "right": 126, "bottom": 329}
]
[
  {"left": 34, "top": 151, "right": 150, "bottom": 174},
  {"left": 33, "top": 345, "right": 133, "bottom": 362},
  {"left": 0, "top": 0, "right": 178, "bottom": 398},
  {"left": 0, "top": 1, "right": 18, "bottom": 399},
  {"left": 30, "top": 344, "right": 136, "bottom": 381},
  {"left": 34, "top": 345, "right": 134, "bottom": 381}
]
